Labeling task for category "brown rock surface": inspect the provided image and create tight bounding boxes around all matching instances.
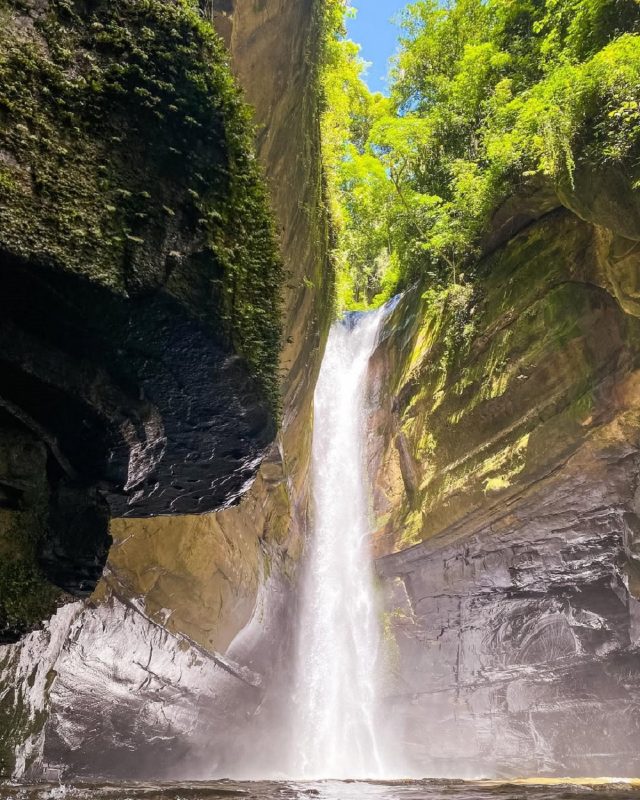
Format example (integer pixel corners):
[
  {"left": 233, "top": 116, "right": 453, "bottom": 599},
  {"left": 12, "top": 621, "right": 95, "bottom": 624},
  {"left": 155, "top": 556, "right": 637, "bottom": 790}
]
[
  {"left": 368, "top": 188, "right": 640, "bottom": 775},
  {"left": 0, "top": 0, "right": 332, "bottom": 778},
  {"left": 105, "top": 0, "right": 332, "bottom": 657}
]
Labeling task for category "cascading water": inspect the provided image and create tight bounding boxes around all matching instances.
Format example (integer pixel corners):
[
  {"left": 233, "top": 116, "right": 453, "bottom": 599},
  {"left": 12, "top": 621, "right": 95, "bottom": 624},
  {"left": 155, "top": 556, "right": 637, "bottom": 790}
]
[{"left": 290, "top": 306, "right": 390, "bottom": 780}]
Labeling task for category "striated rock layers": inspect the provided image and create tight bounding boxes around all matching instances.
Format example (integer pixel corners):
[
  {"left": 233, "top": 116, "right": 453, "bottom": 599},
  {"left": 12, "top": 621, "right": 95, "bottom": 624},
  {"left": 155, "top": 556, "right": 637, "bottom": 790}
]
[
  {"left": 0, "top": 0, "right": 331, "bottom": 778},
  {"left": 369, "top": 169, "right": 640, "bottom": 777}
]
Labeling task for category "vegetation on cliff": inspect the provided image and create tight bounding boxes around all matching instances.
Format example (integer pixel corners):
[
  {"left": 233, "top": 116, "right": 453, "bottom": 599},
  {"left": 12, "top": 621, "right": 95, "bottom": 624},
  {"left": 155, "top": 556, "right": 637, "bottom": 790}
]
[
  {"left": 323, "top": 0, "right": 640, "bottom": 309},
  {"left": 0, "top": 0, "right": 284, "bottom": 641},
  {"left": 0, "top": 0, "right": 282, "bottom": 404}
]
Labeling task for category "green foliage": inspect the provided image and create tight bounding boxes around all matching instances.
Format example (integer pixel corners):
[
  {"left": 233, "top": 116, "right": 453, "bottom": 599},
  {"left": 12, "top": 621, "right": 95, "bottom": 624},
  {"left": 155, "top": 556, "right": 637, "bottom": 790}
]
[
  {"left": 321, "top": 0, "right": 640, "bottom": 307},
  {"left": 320, "top": 7, "right": 395, "bottom": 310},
  {"left": 0, "top": 559, "right": 58, "bottom": 641},
  {"left": 0, "top": 0, "right": 282, "bottom": 407}
]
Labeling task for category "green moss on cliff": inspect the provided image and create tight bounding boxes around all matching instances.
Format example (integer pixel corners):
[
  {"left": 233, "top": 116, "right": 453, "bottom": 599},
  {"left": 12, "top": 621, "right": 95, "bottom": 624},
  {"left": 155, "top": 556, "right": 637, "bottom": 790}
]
[
  {"left": 0, "top": 0, "right": 282, "bottom": 405},
  {"left": 0, "top": 423, "right": 62, "bottom": 642},
  {"left": 0, "top": 560, "right": 58, "bottom": 642},
  {"left": 0, "top": 505, "right": 61, "bottom": 642},
  {"left": 376, "top": 209, "right": 640, "bottom": 551}
]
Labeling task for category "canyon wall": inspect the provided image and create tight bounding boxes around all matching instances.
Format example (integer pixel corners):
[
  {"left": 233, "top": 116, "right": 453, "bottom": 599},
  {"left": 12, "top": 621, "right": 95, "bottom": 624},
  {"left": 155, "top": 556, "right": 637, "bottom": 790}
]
[
  {"left": 0, "top": 0, "right": 286, "bottom": 644},
  {"left": 0, "top": 0, "right": 331, "bottom": 778},
  {"left": 369, "top": 169, "right": 640, "bottom": 777},
  {"left": 105, "top": 0, "right": 333, "bottom": 660},
  {"left": 5, "top": 0, "right": 638, "bottom": 782}
]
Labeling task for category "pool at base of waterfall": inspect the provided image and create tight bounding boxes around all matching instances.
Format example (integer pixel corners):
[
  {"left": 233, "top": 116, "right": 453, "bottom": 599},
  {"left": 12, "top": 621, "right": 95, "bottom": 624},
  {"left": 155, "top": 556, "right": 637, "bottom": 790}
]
[{"left": 2, "top": 780, "right": 640, "bottom": 800}]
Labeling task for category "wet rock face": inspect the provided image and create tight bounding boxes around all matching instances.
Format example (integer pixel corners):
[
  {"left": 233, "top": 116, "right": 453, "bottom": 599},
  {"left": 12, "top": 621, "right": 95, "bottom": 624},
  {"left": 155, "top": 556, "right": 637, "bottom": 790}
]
[
  {"left": 0, "top": 570, "right": 296, "bottom": 780},
  {"left": 379, "top": 471, "right": 640, "bottom": 776},
  {"left": 0, "top": 0, "right": 283, "bottom": 640},
  {"left": 369, "top": 180, "right": 640, "bottom": 776},
  {"left": 0, "top": 0, "right": 330, "bottom": 778},
  {"left": 0, "top": 599, "right": 262, "bottom": 779},
  {"left": 0, "top": 256, "right": 274, "bottom": 519}
]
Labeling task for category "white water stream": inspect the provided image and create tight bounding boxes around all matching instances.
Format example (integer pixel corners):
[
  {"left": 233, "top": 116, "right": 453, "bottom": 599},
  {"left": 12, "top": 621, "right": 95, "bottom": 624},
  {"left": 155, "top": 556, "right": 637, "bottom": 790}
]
[{"left": 291, "top": 307, "right": 389, "bottom": 780}]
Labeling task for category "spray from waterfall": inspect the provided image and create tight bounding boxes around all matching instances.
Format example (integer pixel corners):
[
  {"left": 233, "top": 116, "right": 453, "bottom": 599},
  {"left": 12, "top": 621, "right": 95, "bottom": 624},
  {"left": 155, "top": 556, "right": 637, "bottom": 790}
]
[{"left": 290, "top": 305, "right": 393, "bottom": 780}]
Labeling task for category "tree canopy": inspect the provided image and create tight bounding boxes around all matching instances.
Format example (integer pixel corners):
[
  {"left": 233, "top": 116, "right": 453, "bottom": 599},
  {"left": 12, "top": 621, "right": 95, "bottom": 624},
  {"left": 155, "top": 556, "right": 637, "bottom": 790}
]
[{"left": 322, "top": 0, "right": 640, "bottom": 310}]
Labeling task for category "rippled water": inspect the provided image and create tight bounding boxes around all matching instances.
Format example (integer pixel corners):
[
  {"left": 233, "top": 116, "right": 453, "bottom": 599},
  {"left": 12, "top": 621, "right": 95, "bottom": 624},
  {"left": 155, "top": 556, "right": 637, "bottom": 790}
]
[{"left": 2, "top": 781, "right": 640, "bottom": 800}]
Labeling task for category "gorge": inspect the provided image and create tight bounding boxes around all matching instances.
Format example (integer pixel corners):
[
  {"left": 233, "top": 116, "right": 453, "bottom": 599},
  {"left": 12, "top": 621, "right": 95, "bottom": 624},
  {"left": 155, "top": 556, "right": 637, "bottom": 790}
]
[{"left": 1, "top": 0, "right": 640, "bottom": 795}]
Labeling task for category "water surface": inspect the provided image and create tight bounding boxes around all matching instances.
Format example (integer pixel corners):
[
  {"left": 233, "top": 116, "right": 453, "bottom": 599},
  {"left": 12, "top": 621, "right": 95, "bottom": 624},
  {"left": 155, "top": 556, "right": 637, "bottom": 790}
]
[{"left": 2, "top": 780, "right": 640, "bottom": 800}]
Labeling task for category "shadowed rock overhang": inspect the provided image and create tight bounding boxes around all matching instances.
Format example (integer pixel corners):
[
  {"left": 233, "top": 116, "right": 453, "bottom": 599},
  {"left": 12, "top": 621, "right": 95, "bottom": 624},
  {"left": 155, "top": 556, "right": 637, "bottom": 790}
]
[{"left": 0, "top": 0, "right": 283, "bottom": 641}]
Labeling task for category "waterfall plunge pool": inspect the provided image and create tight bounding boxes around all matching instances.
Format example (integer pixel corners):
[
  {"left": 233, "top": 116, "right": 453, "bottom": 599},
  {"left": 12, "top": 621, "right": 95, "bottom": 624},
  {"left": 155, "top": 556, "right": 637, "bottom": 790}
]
[{"left": 2, "top": 779, "right": 640, "bottom": 800}]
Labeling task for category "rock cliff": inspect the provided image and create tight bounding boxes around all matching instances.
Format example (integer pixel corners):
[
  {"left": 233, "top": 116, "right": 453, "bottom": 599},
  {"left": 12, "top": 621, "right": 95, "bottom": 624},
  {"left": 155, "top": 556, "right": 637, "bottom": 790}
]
[
  {"left": 0, "top": 0, "right": 332, "bottom": 778},
  {"left": 6, "top": 0, "right": 638, "bottom": 783},
  {"left": 104, "top": 0, "right": 333, "bottom": 661},
  {"left": 0, "top": 0, "right": 285, "bottom": 643},
  {"left": 369, "top": 170, "right": 640, "bottom": 776}
]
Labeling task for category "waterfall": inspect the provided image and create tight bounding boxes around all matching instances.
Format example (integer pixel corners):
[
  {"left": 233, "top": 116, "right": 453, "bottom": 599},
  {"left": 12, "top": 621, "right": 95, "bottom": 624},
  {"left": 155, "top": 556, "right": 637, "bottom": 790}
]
[{"left": 291, "top": 307, "right": 389, "bottom": 780}]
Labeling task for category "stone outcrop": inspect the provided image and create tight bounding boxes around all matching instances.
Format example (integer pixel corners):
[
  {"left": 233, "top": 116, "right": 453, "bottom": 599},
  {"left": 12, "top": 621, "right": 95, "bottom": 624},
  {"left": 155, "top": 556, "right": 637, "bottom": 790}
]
[
  {"left": 368, "top": 171, "right": 640, "bottom": 776},
  {"left": 0, "top": 0, "right": 285, "bottom": 642},
  {"left": 0, "top": 0, "right": 332, "bottom": 778},
  {"left": 95, "top": 0, "right": 332, "bottom": 680}
]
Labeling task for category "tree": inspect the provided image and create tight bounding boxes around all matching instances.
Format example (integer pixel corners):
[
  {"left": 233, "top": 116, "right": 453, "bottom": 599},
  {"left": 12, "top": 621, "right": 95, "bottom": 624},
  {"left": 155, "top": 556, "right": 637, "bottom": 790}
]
[{"left": 321, "top": 0, "right": 640, "bottom": 309}]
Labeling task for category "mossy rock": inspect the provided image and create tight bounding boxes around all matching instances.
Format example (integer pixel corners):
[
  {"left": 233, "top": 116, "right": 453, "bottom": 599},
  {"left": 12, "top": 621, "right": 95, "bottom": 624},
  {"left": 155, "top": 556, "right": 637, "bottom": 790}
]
[
  {"left": 0, "top": 0, "right": 282, "bottom": 399},
  {"left": 373, "top": 208, "right": 640, "bottom": 552},
  {"left": 0, "top": 0, "right": 284, "bottom": 640}
]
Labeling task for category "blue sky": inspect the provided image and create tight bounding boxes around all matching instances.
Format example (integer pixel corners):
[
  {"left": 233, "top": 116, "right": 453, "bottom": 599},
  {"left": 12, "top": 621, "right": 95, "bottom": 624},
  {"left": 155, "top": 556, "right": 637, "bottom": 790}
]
[{"left": 346, "top": 0, "right": 407, "bottom": 94}]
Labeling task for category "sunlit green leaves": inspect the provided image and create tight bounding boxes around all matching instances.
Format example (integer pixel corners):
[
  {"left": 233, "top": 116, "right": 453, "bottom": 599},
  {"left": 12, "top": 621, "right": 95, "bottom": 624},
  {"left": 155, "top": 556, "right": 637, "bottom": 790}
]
[{"left": 322, "top": 0, "right": 640, "bottom": 310}]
